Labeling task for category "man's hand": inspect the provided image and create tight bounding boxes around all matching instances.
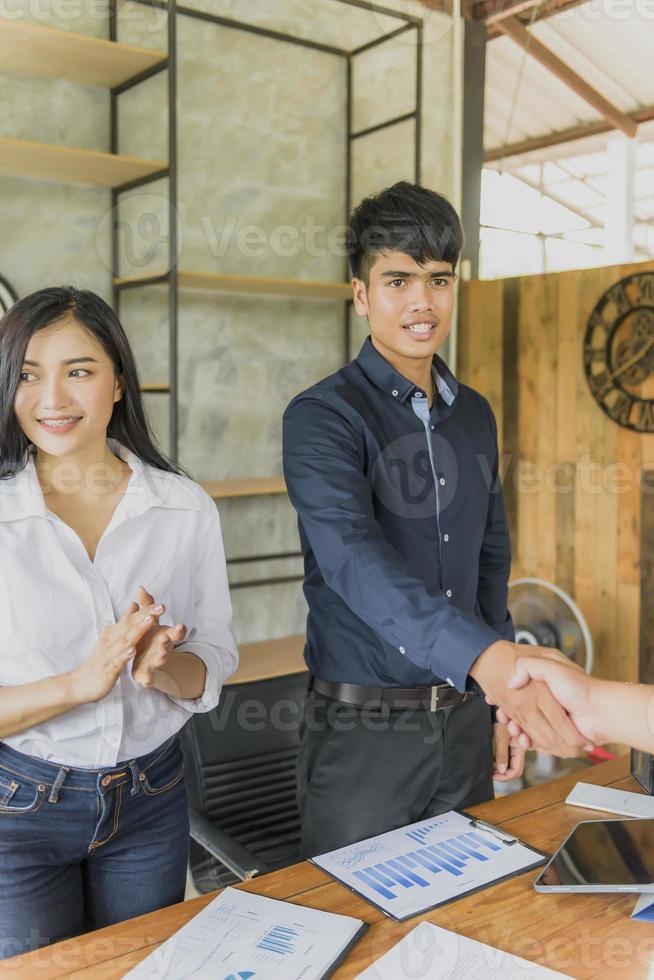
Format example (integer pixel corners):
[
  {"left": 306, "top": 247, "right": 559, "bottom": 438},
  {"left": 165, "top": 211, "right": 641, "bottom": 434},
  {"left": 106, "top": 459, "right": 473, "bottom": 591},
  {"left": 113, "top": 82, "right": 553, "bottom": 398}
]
[
  {"left": 493, "top": 721, "right": 526, "bottom": 781},
  {"left": 470, "top": 640, "right": 594, "bottom": 758},
  {"left": 496, "top": 656, "right": 601, "bottom": 747},
  {"left": 130, "top": 586, "right": 187, "bottom": 689}
]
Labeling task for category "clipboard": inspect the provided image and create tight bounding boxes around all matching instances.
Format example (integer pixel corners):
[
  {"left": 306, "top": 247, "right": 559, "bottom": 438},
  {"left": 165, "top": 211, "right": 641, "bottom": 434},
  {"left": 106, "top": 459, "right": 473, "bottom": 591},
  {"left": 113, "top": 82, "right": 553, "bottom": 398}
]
[{"left": 310, "top": 809, "right": 549, "bottom": 922}]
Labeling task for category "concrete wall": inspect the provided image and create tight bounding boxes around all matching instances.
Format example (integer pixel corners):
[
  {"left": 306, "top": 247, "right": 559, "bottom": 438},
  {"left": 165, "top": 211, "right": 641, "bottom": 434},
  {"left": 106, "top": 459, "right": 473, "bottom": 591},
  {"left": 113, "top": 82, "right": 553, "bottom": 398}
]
[{"left": 0, "top": 0, "right": 457, "bottom": 644}]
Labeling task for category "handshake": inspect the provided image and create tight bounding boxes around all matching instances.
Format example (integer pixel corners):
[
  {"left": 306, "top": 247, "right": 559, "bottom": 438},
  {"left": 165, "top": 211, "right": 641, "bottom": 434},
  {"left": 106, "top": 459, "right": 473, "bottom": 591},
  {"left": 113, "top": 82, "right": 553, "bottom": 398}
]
[
  {"left": 472, "top": 640, "right": 600, "bottom": 758},
  {"left": 474, "top": 639, "right": 654, "bottom": 757}
]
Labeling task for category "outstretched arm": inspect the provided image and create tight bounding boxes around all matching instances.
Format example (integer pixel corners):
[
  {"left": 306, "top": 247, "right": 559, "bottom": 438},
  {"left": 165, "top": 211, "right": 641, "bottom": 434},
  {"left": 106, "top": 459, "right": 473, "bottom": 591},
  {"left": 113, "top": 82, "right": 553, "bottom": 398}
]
[
  {"left": 495, "top": 657, "right": 654, "bottom": 755},
  {"left": 284, "top": 396, "right": 591, "bottom": 758}
]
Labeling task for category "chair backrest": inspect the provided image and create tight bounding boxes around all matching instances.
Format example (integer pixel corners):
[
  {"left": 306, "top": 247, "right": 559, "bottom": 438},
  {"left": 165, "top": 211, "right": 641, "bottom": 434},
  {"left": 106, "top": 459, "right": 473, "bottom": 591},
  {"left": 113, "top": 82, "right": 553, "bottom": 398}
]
[{"left": 181, "top": 672, "right": 308, "bottom": 891}]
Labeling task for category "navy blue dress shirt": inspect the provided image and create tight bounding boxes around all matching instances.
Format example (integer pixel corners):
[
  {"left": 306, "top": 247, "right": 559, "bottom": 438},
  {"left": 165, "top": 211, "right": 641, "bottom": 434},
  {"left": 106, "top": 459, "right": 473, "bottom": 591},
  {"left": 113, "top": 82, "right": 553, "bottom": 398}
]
[{"left": 282, "top": 336, "right": 514, "bottom": 693}]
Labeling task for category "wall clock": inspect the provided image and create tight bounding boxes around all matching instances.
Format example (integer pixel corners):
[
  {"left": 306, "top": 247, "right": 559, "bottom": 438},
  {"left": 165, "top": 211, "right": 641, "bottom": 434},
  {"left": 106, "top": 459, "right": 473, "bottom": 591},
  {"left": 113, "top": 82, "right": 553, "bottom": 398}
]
[{"left": 583, "top": 271, "right": 654, "bottom": 432}]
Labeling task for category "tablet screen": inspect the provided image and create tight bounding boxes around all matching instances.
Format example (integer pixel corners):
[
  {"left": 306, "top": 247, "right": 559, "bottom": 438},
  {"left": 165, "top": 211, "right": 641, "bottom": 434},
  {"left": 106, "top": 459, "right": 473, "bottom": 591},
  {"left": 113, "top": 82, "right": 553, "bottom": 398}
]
[{"left": 535, "top": 819, "right": 654, "bottom": 888}]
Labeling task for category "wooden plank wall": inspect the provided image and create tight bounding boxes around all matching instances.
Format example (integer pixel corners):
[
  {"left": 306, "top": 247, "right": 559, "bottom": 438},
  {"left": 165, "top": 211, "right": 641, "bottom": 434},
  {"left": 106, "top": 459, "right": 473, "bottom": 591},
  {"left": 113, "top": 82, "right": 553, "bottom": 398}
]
[{"left": 458, "top": 261, "right": 654, "bottom": 682}]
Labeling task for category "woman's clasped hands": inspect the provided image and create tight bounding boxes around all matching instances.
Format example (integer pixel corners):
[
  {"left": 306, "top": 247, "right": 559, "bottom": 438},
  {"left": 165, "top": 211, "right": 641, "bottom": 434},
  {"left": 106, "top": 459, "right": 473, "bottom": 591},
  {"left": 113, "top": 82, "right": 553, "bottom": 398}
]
[{"left": 72, "top": 585, "right": 187, "bottom": 703}]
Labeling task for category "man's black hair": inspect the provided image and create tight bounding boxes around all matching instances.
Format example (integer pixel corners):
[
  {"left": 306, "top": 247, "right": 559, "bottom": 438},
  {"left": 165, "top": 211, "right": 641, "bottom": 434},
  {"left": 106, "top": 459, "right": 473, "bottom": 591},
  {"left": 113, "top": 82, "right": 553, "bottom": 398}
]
[{"left": 346, "top": 180, "right": 464, "bottom": 284}]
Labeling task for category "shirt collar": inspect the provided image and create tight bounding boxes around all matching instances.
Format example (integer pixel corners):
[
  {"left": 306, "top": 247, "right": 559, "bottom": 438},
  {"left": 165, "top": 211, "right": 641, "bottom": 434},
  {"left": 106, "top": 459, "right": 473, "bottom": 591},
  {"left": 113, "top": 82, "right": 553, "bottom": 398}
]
[
  {"left": 355, "top": 335, "right": 458, "bottom": 406},
  {"left": 0, "top": 440, "right": 196, "bottom": 524}
]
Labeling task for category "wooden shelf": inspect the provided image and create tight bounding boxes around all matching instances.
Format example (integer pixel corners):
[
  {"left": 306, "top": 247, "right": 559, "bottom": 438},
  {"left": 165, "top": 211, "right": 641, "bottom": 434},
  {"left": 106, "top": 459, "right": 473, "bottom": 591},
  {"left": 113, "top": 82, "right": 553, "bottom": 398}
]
[
  {"left": 0, "top": 138, "right": 167, "bottom": 188},
  {"left": 0, "top": 18, "right": 166, "bottom": 88},
  {"left": 179, "top": 271, "right": 352, "bottom": 301},
  {"left": 114, "top": 270, "right": 352, "bottom": 301},
  {"left": 140, "top": 383, "right": 170, "bottom": 394},
  {"left": 226, "top": 634, "right": 306, "bottom": 685},
  {"left": 201, "top": 476, "right": 287, "bottom": 499}
]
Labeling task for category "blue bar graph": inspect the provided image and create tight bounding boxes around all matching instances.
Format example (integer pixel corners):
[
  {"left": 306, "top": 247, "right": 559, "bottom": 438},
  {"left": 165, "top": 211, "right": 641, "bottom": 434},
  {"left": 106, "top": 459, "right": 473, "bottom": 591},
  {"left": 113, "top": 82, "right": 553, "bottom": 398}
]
[
  {"left": 467, "top": 831, "right": 501, "bottom": 852},
  {"left": 406, "top": 821, "right": 441, "bottom": 844},
  {"left": 387, "top": 857, "right": 430, "bottom": 887},
  {"left": 438, "top": 840, "right": 471, "bottom": 862},
  {"left": 424, "top": 846, "right": 463, "bottom": 875},
  {"left": 352, "top": 827, "right": 506, "bottom": 901},
  {"left": 256, "top": 924, "right": 299, "bottom": 955}
]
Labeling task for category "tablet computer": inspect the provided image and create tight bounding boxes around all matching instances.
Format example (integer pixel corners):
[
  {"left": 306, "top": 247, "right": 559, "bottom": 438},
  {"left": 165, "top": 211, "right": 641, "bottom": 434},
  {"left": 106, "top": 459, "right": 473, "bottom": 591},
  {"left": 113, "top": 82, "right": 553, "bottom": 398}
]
[{"left": 534, "top": 818, "right": 654, "bottom": 893}]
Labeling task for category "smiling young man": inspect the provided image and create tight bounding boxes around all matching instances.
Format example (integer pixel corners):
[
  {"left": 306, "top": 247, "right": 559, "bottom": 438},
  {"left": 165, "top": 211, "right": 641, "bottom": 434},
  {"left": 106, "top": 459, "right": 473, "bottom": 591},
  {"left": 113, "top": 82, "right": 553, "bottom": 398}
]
[{"left": 282, "top": 182, "right": 588, "bottom": 857}]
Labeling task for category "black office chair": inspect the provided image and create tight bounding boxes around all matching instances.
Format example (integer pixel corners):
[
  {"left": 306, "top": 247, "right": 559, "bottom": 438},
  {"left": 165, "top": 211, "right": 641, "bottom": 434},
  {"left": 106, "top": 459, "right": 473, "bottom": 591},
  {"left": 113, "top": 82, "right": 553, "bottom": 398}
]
[{"left": 180, "top": 671, "right": 308, "bottom": 892}]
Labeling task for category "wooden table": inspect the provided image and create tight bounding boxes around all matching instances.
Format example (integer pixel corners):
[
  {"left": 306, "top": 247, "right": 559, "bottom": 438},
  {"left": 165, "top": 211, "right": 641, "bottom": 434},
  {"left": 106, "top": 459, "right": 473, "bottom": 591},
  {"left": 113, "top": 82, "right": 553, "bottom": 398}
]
[{"left": 3, "top": 757, "right": 652, "bottom": 979}]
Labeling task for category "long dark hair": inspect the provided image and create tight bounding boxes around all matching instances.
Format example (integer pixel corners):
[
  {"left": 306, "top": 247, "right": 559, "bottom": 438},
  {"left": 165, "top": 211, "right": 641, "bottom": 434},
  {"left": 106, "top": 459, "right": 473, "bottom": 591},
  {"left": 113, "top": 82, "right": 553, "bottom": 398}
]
[{"left": 0, "top": 286, "right": 182, "bottom": 479}]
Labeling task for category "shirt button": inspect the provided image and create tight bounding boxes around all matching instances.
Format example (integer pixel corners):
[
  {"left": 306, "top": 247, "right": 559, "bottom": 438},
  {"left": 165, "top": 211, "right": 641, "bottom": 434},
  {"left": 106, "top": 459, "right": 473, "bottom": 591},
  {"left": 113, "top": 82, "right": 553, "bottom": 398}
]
[
  {"left": 430, "top": 425, "right": 435, "bottom": 431},
  {"left": 439, "top": 477, "right": 446, "bottom": 486},
  {"left": 392, "top": 389, "right": 399, "bottom": 397},
  {"left": 443, "top": 533, "right": 449, "bottom": 542},
  {"left": 399, "top": 646, "right": 406, "bottom": 654},
  {"left": 415, "top": 392, "right": 422, "bottom": 398},
  {"left": 446, "top": 589, "right": 452, "bottom": 598}
]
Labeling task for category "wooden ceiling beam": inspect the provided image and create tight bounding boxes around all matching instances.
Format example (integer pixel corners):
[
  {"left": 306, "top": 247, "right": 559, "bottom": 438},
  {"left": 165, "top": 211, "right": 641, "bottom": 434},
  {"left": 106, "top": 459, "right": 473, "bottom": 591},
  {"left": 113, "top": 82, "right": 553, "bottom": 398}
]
[
  {"left": 474, "top": 0, "right": 548, "bottom": 24},
  {"left": 485, "top": 105, "right": 654, "bottom": 162},
  {"left": 495, "top": 16, "right": 637, "bottom": 138},
  {"left": 474, "top": 0, "right": 588, "bottom": 36}
]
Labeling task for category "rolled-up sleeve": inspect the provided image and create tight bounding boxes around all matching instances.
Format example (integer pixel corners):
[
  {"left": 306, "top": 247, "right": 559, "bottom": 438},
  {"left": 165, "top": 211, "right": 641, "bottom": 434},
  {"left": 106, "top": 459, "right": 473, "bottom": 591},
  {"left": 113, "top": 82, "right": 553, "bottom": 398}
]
[
  {"left": 283, "top": 396, "right": 500, "bottom": 692},
  {"left": 167, "top": 491, "right": 239, "bottom": 713}
]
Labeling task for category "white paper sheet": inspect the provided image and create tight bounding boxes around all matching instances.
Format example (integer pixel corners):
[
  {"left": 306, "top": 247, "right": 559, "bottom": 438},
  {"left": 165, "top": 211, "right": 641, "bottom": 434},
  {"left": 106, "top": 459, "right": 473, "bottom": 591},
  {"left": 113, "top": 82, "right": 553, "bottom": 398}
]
[
  {"left": 632, "top": 893, "right": 654, "bottom": 921},
  {"left": 356, "top": 921, "right": 570, "bottom": 979},
  {"left": 312, "top": 810, "right": 545, "bottom": 920},
  {"left": 124, "top": 887, "right": 365, "bottom": 980}
]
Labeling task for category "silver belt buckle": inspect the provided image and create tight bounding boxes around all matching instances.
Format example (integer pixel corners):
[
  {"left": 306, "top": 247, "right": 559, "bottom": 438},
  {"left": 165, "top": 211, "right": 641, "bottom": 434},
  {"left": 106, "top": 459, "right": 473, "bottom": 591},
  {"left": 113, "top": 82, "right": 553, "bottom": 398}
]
[{"left": 430, "top": 686, "right": 439, "bottom": 712}]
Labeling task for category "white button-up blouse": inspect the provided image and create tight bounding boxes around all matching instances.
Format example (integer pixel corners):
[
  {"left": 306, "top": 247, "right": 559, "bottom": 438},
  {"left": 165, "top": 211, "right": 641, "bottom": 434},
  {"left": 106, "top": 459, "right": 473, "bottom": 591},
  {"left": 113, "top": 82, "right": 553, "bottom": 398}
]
[{"left": 0, "top": 440, "right": 239, "bottom": 768}]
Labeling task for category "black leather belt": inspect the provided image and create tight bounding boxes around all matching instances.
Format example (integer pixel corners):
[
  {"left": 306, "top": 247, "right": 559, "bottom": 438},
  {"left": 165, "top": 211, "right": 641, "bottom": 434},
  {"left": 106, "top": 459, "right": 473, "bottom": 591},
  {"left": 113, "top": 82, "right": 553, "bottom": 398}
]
[{"left": 312, "top": 678, "right": 468, "bottom": 713}]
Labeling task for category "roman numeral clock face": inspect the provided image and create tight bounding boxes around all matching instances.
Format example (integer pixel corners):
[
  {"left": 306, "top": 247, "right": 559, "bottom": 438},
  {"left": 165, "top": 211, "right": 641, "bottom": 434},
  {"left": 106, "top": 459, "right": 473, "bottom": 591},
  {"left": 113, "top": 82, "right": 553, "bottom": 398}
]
[{"left": 583, "top": 272, "right": 654, "bottom": 433}]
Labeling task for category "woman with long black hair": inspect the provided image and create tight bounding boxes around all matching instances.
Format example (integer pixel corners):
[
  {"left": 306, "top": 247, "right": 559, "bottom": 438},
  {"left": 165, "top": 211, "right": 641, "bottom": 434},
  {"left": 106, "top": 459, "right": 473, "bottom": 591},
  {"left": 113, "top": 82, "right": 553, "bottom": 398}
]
[{"left": 0, "top": 286, "right": 238, "bottom": 959}]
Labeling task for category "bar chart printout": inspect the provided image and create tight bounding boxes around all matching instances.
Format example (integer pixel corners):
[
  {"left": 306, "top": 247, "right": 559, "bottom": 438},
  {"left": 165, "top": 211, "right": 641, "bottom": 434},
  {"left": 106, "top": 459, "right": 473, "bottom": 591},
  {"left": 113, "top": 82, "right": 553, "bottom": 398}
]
[
  {"left": 312, "top": 810, "right": 547, "bottom": 921},
  {"left": 124, "top": 887, "right": 367, "bottom": 980}
]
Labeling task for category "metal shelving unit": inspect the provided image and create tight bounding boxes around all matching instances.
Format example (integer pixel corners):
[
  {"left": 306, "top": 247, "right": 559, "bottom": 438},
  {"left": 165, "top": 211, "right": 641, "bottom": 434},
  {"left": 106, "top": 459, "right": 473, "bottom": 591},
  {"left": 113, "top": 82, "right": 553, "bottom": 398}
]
[
  {"left": 1, "top": 0, "right": 426, "bottom": 637},
  {"left": 109, "top": 0, "right": 424, "bottom": 468},
  {"left": 109, "top": 0, "right": 425, "bottom": 609}
]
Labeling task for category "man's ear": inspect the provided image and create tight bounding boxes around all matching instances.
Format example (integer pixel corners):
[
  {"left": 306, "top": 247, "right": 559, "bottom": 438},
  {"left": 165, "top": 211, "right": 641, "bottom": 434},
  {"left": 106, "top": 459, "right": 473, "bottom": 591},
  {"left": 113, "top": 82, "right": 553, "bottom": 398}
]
[
  {"left": 352, "top": 277, "right": 369, "bottom": 318},
  {"left": 113, "top": 375, "right": 124, "bottom": 404}
]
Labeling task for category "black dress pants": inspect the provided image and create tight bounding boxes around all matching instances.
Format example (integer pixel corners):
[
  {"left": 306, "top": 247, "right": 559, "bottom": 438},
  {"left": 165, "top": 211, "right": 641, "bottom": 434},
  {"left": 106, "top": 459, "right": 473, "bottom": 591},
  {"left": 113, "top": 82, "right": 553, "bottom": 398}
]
[{"left": 297, "top": 690, "right": 494, "bottom": 858}]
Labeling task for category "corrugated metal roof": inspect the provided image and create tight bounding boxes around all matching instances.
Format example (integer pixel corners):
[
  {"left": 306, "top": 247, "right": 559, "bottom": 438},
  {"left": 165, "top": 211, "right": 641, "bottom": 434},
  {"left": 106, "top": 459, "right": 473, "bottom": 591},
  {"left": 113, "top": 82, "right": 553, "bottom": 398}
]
[{"left": 484, "top": 1, "right": 654, "bottom": 154}]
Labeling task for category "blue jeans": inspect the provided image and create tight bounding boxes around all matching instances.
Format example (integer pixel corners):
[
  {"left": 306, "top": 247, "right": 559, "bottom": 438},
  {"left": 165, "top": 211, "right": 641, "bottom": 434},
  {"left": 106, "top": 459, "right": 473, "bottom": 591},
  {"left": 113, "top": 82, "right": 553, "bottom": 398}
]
[{"left": 0, "top": 734, "right": 189, "bottom": 960}]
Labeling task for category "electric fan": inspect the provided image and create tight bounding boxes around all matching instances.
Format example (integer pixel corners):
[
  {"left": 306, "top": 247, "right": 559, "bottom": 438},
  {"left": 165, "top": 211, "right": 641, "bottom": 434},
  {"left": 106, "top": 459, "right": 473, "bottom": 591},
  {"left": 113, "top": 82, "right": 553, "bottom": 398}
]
[{"left": 508, "top": 577, "right": 593, "bottom": 675}]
